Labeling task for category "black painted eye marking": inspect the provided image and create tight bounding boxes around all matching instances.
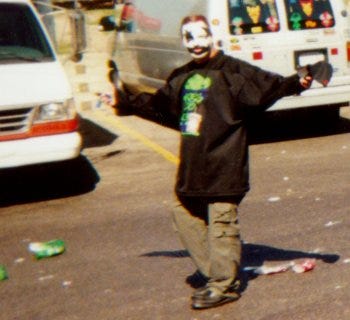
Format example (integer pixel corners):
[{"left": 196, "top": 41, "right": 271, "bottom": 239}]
[{"left": 184, "top": 31, "right": 194, "bottom": 42}]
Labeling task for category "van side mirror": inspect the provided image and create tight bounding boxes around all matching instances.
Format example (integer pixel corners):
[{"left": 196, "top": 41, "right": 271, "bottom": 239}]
[
  {"left": 70, "top": 9, "right": 86, "bottom": 62},
  {"left": 98, "top": 15, "right": 131, "bottom": 32},
  {"left": 98, "top": 16, "right": 117, "bottom": 31}
]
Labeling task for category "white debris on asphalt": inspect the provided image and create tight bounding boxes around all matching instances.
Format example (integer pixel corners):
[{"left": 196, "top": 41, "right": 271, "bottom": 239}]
[
  {"left": 335, "top": 285, "right": 344, "bottom": 290},
  {"left": 244, "top": 259, "right": 316, "bottom": 275},
  {"left": 325, "top": 220, "right": 342, "bottom": 227},
  {"left": 310, "top": 248, "right": 322, "bottom": 253},
  {"left": 104, "top": 289, "right": 113, "bottom": 294},
  {"left": 14, "top": 257, "right": 25, "bottom": 264},
  {"left": 38, "top": 275, "right": 54, "bottom": 281},
  {"left": 268, "top": 196, "right": 281, "bottom": 202},
  {"left": 244, "top": 263, "right": 290, "bottom": 274},
  {"left": 62, "top": 280, "right": 72, "bottom": 288}
]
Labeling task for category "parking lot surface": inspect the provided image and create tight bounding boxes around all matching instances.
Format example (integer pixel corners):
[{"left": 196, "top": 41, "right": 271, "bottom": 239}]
[
  {"left": 1, "top": 107, "right": 350, "bottom": 319},
  {"left": 1, "top": 8, "right": 350, "bottom": 319}
]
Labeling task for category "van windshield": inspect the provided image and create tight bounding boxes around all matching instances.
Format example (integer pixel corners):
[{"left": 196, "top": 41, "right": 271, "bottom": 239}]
[
  {"left": 0, "top": 3, "right": 54, "bottom": 63},
  {"left": 284, "top": 0, "right": 335, "bottom": 30},
  {"left": 228, "top": 0, "right": 280, "bottom": 35}
]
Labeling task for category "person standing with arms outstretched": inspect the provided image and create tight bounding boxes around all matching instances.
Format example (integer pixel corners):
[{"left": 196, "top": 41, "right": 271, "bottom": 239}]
[{"left": 114, "top": 14, "right": 313, "bottom": 309}]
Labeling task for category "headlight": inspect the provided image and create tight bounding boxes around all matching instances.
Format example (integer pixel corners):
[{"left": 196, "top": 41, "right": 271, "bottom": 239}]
[{"left": 34, "top": 99, "right": 76, "bottom": 123}]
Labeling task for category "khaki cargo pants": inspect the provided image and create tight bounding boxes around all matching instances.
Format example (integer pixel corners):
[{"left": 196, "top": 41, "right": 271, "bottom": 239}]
[{"left": 172, "top": 197, "right": 241, "bottom": 292}]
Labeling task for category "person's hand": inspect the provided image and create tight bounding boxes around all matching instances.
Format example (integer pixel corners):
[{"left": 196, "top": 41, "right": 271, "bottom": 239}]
[
  {"left": 112, "top": 87, "right": 134, "bottom": 116},
  {"left": 299, "top": 75, "right": 313, "bottom": 89},
  {"left": 108, "top": 60, "right": 133, "bottom": 116}
]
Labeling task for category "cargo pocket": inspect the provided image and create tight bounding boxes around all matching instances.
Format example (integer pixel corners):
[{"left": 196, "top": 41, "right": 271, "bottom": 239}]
[
  {"left": 212, "top": 227, "right": 239, "bottom": 238},
  {"left": 211, "top": 203, "right": 238, "bottom": 223},
  {"left": 210, "top": 203, "right": 240, "bottom": 238}
]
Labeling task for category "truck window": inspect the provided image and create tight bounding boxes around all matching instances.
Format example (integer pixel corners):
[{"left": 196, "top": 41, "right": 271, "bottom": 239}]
[
  {"left": 0, "top": 3, "right": 54, "bottom": 63},
  {"left": 228, "top": 0, "right": 280, "bottom": 35},
  {"left": 284, "top": 0, "right": 335, "bottom": 30}
]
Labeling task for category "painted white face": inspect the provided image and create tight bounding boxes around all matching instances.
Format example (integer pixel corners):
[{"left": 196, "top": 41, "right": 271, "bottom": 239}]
[{"left": 181, "top": 21, "right": 213, "bottom": 61}]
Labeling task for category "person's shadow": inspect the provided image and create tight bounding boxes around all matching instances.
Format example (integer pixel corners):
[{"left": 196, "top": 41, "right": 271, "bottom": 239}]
[{"left": 141, "top": 243, "right": 339, "bottom": 292}]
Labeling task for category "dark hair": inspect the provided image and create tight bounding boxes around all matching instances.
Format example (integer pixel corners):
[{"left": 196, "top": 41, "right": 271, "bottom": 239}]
[{"left": 180, "top": 15, "right": 212, "bottom": 36}]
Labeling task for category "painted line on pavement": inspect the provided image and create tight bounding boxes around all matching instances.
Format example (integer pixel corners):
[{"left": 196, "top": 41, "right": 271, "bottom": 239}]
[{"left": 90, "top": 111, "right": 179, "bottom": 165}]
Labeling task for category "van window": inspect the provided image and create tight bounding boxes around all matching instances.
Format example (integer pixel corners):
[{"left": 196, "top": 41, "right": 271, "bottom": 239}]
[
  {"left": 126, "top": 0, "right": 208, "bottom": 37},
  {"left": 0, "top": 3, "right": 54, "bottom": 63},
  {"left": 284, "top": 0, "right": 335, "bottom": 30},
  {"left": 228, "top": 0, "right": 280, "bottom": 35}
]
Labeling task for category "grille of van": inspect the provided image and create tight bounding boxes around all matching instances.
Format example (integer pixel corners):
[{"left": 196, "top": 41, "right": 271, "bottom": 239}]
[{"left": 0, "top": 107, "right": 33, "bottom": 135}]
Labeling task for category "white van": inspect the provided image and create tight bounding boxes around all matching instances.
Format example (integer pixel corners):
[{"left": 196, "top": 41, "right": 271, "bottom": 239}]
[
  {"left": 0, "top": 0, "right": 81, "bottom": 168},
  {"left": 102, "top": 0, "right": 350, "bottom": 112}
]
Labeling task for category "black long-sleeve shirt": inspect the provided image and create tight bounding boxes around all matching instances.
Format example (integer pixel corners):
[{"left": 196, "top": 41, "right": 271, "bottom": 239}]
[{"left": 119, "top": 51, "right": 305, "bottom": 197}]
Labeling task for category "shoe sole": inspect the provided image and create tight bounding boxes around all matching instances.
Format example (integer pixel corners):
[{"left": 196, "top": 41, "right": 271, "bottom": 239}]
[{"left": 191, "top": 295, "right": 240, "bottom": 310}]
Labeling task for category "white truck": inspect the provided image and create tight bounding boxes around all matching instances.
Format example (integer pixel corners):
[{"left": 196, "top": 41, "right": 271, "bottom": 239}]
[
  {"left": 0, "top": 0, "right": 81, "bottom": 168},
  {"left": 100, "top": 0, "right": 350, "bottom": 113}
]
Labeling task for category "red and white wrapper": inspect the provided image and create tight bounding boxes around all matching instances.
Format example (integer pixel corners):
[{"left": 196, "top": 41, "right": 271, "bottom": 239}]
[
  {"left": 291, "top": 258, "right": 316, "bottom": 273},
  {"left": 245, "top": 258, "right": 316, "bottom": 275}
]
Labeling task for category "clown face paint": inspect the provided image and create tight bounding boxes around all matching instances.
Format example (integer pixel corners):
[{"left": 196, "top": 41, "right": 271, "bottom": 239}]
[{"left": 181, "top": 21, "right": 213, "bottom": 61}]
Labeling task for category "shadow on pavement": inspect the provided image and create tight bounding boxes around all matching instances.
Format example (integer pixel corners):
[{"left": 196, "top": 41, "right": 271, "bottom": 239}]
[
  {"left": 141, "top": 243, "right": 339, "bottom": 291},
  {"left": 141, "top": 250, "right": 189, "bottom": 258},
  {"left": 247, "top": 107, "right": 350, "bottom": 144},
  {"left": 0, "top": 155, "right": 100, "bottom": 207},
  {"left": 241, "top": 242, "right": 339, "bottom": 266},
  {"left": 0, "top": 118, "right": 120, "bottom": 207},
  {"left": 79, "top": 117, "right": 118, "bottom": 149}
]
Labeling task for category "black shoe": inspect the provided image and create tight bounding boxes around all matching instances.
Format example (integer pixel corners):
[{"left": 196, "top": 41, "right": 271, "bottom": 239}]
[
  {"left": 191, "top": 287, "right": 240, "bottom": 310},
  {"left": 192, "top": 278, "right": 241, "bottom": 299},
  {"left": 186, "top": 270, "right": 208, "bottom": 289}
]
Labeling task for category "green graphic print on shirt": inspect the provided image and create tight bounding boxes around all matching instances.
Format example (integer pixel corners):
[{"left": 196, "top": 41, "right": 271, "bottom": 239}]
[{"left": 180, "top": 74, "right": 212, "bottom": 136}]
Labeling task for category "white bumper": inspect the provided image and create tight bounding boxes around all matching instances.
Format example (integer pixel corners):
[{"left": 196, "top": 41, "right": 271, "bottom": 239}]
[
  {"left": 269, "top": 77, "right": 350, "bottom": 111},
  {"left": 0, "top": 132, "right": 82, "bottom": 169}
]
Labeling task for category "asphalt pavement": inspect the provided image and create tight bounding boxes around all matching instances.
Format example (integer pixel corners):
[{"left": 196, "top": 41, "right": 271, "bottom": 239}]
[
  {"left": 70, "top": 11, "right": 350, "bottom": 319},
  {"left": 1, "top": 9, "right": 350, "bottom": 320}
]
